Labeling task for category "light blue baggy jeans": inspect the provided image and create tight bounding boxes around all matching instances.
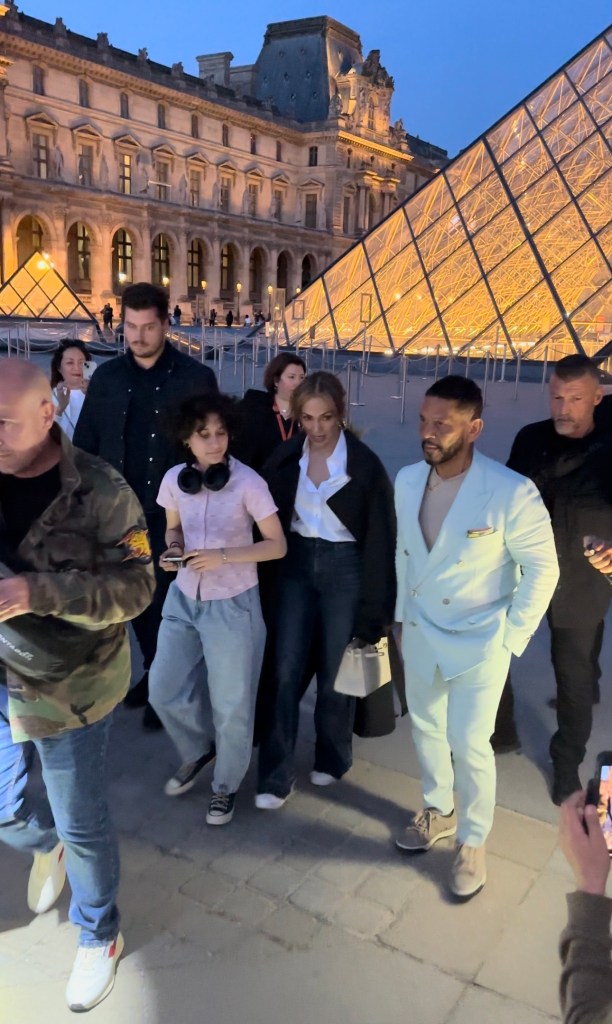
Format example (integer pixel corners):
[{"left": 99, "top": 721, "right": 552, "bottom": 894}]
[
  {"left": 0, "top": 685, "right": 120, "bottom": 945},
  {"left": 149, "top": 582, "right": 266, "bottom": 795}
]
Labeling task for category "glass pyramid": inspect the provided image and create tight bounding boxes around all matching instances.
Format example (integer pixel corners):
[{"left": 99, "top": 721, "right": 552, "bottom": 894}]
[
  {"left": 0, "top": 252, "right": 96, "bottom": 322},
  {"left": 286, "top": 27, "right": 612, "bottom": 360}
]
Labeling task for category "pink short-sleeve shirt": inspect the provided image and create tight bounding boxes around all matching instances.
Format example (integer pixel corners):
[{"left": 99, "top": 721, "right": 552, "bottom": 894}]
[{"left": 157, "top": 456, "right": 278, "bottom": 601}]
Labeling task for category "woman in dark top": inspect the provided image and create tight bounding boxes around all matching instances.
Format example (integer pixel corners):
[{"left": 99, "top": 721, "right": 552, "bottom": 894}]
[
  {"left": 233, "top": 353, "right": 306, "bottom": 471},
  {"left": 256, "top": 372, "right": 398, "bottom": 809}
]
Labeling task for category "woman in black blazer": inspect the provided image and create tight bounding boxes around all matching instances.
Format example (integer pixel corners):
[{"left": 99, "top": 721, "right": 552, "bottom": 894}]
[
  {"left": 233, "top": 353, "right": 306, "bottom": 471},
  {"left": 256, "top": 372, "right": 397, "bottom": 809}
]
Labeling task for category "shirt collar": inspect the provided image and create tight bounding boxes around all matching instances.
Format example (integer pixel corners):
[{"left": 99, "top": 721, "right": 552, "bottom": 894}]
[{"left": 299, "top": 430, "right": 347, "bottom": 477}]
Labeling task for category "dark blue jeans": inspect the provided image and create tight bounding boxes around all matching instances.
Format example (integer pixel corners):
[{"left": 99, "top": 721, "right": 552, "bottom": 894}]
[{"left": 258, "top": 535, "right": 360, "bottom": 798}]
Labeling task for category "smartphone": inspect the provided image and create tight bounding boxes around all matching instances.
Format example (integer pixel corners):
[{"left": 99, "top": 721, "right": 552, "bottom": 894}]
[
  {"left": 161, "top": 555, "right": 185, "bottom": 565},
  {"left": 83, "top": 361, "right": 96, "bottom": 381},
  {"left": 585, "top": 750, "right": 612, "bottom": 857}
]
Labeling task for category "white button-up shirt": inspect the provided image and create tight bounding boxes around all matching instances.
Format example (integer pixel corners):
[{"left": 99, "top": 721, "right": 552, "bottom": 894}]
[{"left": 291, "top": 432, "right": 355, "bottom": 543}]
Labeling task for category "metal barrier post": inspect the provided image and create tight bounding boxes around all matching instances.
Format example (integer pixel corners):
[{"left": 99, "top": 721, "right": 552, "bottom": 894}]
[
  {"left": 234, "top": 334, "right": 239, "bottom": 372},
  {"left": 218, "top": 344, "right": 224, "bottom": 390},
  {"left": 541, "top": 345, "right": 549, "bottom": 392},
  {"left": 492, "top": 344, "right": 498, "bottom": 383},
  {"left": 500, "top": 344, "right": 507, "bottom": 382},
  {"left": 448, "top": 349, "right": 454, "bottom": 375},
  {"left": 465, "top": 346, "right": 471, "bottom": 378},
  {"left": 351, "top": 359, "right": 364, "bottom": 407},
  {"left": 400, "top": 354, "right": 408, "bottom": 425},
  {"left": 434, "top": 345, "right": 440, "bottom": 382},
  {"left": 251, "top": 340, "right": 257, "bottom": 386},
  {"left": 514, "top": 350, "right": 521, "bottom": 401},
  {"left": 483, "top": 352, "right": 491, "bottom": 405},
  {"left": 332, "top": 343, "right": 337, "bottom": 375},
  {"left": 241, "top": 353, "right": 247, "bottom": 396},
  {"left": 346, "top": 360, "right": 353, "bottom": 411}
]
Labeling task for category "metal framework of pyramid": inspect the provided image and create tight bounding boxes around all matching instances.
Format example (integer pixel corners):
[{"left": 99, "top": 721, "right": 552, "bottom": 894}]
[
  {"left": 285, "top": 26, "right": 612, "bottom": 360},
  {"left": 0, "top": 252, "right": 96, "bottom": 323}
]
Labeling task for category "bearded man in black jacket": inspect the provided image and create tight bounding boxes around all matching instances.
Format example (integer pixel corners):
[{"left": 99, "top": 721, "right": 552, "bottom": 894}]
[
  {"left": 74, "top": 283, "right": 218, "bottom": 728},
  {"left": 493, "top": 356, "right": 612, "bottom": 805}
]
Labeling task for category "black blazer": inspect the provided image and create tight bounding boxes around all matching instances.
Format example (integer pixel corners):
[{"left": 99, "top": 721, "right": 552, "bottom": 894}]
[
  {"left": 262, "top": 429, "right": 397, "bottom": 643},
  {"left": 232, "top": 389, "right": 299, "bottom": 472}
]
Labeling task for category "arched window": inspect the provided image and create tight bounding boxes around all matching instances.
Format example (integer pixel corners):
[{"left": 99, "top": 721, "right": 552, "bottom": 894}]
[
  {"left": 301, "top": 255, "right": 314, "bottom": 289},
  {"left": 151, "top": 233, "right": 171, "bottom": 285},
  {"left": 112, "top": 229, "right": 133, "bottom": 293},
  {"left": 249, "top": 248, "right": 264, "bottom": 302},
  {"left": 276, "top": 251, "right": 289, "bottom": 292},
  {"left": 188, "top": 239, "right": 204, "bottom": 294},
  {"left": 220, "top": 244, "right": 235, "bottom": 297},
  {"left": 67, "top": 222, "right": 92, "bottom": 293},
  {"left": 16, "top": 215, "right": 44, "bottom": 265},
  {"left": 367, "top": 101, "right": 375, "bottom": 131}
]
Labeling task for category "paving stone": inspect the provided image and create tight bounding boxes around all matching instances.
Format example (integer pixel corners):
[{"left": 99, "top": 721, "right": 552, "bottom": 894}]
[
  {"left": 314, "top": 856, "right": 371, "bottom": 892},
  {"left": 248, "top": 860, "right": 305, "bottom": 899},
  {"left": 321, "top": 803, "right": 369, "bottom": 830},
  {"left": 330, "top": 894, "right": 395, "bottom": 938},
  {"left": 476, "top": 871, "right": 572, "bottom": 1016},
  {"left": 208, "top": 847, "right": 275, "bottom": 882},
  {"left": 259, "top": 905, "right": 321, "bottom": 950},
  {"left": 288, "top": 877, "right": 346, "bottom": 918},
  {"left": 356, "top": 867, "right": 421, "bottom": 912},
  {"left": 488, "top": 808, "right": 558, "bottom": 871},
  {"left": 179, "top": 871, "right": 236, "bottom": 909},
  {"left": 273, "top": 838, "right": 330, "bottom": 871},
  {"left": 381, "top": 854, "right": 537, "bottom": 980},
  {"left": 215, "top": 887, "right": 277, "bottom": 927},
  {"left": 445, "top": 986, "right": 560, "bottom": 1024}
]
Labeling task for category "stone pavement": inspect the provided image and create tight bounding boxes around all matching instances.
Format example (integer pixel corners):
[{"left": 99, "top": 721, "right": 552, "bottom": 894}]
[{"left": 1, "top": 363, "right": 611, "bottom": 1022}]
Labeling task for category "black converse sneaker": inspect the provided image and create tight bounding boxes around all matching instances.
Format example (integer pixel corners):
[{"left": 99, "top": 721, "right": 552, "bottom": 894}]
[
  {"left": 206, "top": 792, "right": 235, "bottom": 825},
  {"left": 164, "top": 747, "right": 216, "bottom": 796}
]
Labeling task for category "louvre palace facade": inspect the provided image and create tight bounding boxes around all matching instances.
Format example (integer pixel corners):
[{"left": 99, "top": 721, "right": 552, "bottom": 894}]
[{"left": 0, "top": 3, "right": 446, "bottom": 320}]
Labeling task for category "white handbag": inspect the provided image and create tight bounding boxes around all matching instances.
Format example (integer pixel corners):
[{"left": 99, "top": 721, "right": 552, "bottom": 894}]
[{"left": 333, "top": 637, "right": 392, "bottom": 698}]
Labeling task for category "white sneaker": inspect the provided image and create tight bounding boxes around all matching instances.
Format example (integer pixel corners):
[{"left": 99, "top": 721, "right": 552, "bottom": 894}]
[
  {"left": 27, "top": 841, "right": 66, "bottom": 914},
  {"left": 255, "top": 792, "right": 291, "bottom": 810},
  {"left": 65, "top": 933, "right": 125, "bottom": 1012},
  {"left": 309, "top": 771, "right": 337, "bottom": 787}
]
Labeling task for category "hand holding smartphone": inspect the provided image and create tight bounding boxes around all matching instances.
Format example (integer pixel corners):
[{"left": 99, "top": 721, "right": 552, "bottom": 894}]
[{"left": 585, "top": 750, "right": 612, "bottom": 857}]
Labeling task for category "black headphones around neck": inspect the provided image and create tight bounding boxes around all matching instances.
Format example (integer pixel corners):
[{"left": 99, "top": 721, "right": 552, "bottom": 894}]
[{"left": 177, "top": 460, "right": 231, "bottom": 494}]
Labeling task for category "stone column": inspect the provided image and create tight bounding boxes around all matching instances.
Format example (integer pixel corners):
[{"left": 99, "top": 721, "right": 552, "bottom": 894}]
[
  {"left": 135, "top": 219, "right": 151, "bottom": 282},
  {"left": 357, "top": 186, "right": 368, "bottom": 232},
  {"left": 173, "top": 226, "right": 189, "bottom": 303},
  {"left": 0, "top": 58, "right": 13, "bottom": 169}
]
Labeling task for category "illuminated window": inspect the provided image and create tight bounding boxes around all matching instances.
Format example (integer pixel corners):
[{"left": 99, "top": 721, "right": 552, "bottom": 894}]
[
  {"left": 78, "top": 144, "right": 94, "bottom": 186},
  {"left": 119, "top": 153, "right": 132, "bottom": 194}
]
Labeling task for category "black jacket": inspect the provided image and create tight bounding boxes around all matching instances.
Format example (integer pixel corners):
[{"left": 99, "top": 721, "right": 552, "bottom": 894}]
[
  {"left": 74, "top": 343, "right": 218, "bottom": 513},
  {"left": 232, "top": 389, "right": 300, "bottom": 472},
  {"left": 262, "top": 429, "right": 397, "bottom": 643},
  {"left": 508, "top": 418, "right": 612, "bottom": 627}
]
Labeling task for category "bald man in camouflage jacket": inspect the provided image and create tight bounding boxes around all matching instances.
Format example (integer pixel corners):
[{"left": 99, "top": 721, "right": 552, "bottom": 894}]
[{"left": 0, "top": 360, "right": 154, "bottom": 1012}]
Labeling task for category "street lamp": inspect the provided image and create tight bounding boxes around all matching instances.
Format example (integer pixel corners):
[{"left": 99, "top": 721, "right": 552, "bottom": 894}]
[
  {"left": 235, "top": 281, "right": 242, "bottom": 323},
  {"left": 200, "top": 279, "right": 207, "bottom": 320},
  {"left": 267, "top": 283, "right": 273, "bottom": 319},
  {"left": 161, "top": 275, "right": 170, "bottom": 288},
  {"left": 118, "top": 271, "right": 127, "bottom": 285}
]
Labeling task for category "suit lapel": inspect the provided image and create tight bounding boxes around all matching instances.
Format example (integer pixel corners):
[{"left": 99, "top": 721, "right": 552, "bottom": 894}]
[
  {"left": 399, "top": 462, "right": 430, "bottom": 569},
  {"left": 414, "top": 451, "right": 493, "bottom": 585}
]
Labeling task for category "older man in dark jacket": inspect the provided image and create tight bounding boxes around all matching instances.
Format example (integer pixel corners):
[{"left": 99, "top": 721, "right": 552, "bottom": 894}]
[
  {"left": 74, "top": 283, "right": 217, "bottom": 727},
  {"left": 493, "top": 356, "right": 612, "bottom": 805}
]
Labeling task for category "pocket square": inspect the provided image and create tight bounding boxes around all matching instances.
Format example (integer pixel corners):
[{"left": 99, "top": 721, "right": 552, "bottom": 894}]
[{"left": 467, "top": 527, "right": 496, "bottom": 538}]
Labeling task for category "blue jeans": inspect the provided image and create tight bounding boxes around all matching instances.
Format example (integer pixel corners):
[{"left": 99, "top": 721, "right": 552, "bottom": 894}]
[
  {"left": 0, "top": 686, "right": 119, "bottom": 946},
  {"left": 149, "top": 582, "right": 266, "bottom": 794},
  {"left": 258, "top": 536, "right": 360, "bottom": 798}
]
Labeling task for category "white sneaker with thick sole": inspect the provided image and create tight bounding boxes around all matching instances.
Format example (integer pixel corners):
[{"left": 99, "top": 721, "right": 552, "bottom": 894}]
[
  {"left": 27, "top": 841, "right": 66, "bottom": 914},
  {"left": 66, "top": 933, "right": 125, "bottom": 1012},
  {"left": 309, "top": 771, "right": 337, "bottom": 787},
  {"left": 255, "top": 791, "right": 291, "bottom": 810}
]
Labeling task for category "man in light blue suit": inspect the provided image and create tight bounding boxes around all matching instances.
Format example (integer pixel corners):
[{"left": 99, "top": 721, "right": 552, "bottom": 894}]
[{"left": 394, "top": 376, "right": 559, "bottom": 900}]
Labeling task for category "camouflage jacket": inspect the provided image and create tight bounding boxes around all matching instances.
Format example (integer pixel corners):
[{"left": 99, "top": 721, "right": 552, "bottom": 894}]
[{"left": 3, "top": 427, "right": 155, "bottom": 741}]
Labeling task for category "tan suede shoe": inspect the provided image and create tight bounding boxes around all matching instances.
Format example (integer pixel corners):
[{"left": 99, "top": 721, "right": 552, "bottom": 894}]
[{"left": 450, "top": 843, "right": 487, "bottom": 899}]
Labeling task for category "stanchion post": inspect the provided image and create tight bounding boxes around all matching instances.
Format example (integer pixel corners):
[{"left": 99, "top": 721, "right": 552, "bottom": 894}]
[
  {"left": 234, "top": 334, "right": 238, "bottom": 372},
  {"left": 514, "top": 349, "right": 521, "bottom": 401},
  {"left": 500, "top": 343, "right": 507, "bottom": 382},
  {"left": 400, "top": 354, "right": 408, "bottom": 425},
  {"left": 465, "top": 345, "right": 471, "bottom": 378},
  {"left": 492, "top": 343, "right": 498, "bottom": 383},
  {"left": 448, "top": 348, "right": 454, "bottom": 375},
  {"left": 434, "top": 345, "right": 440, "bottom": 381},
  {"left": 346, "top": 360, "right": 353, "bottom": 412},
  {"left": 483, "top": 352, "right": 490, "bottom": 405},
  {"left": 541, "top": 345, "right": 549, "bottom": 392}
]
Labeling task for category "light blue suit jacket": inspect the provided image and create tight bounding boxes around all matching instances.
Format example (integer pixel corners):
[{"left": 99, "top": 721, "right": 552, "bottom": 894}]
[{"left": 394, "top": 449, "right": 559, "bottom": 682}]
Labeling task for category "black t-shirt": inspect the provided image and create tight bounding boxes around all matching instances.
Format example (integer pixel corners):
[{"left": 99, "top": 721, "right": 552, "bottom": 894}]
[{"left": 0, "top": 465, "right": 61, "bottom": 552}]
